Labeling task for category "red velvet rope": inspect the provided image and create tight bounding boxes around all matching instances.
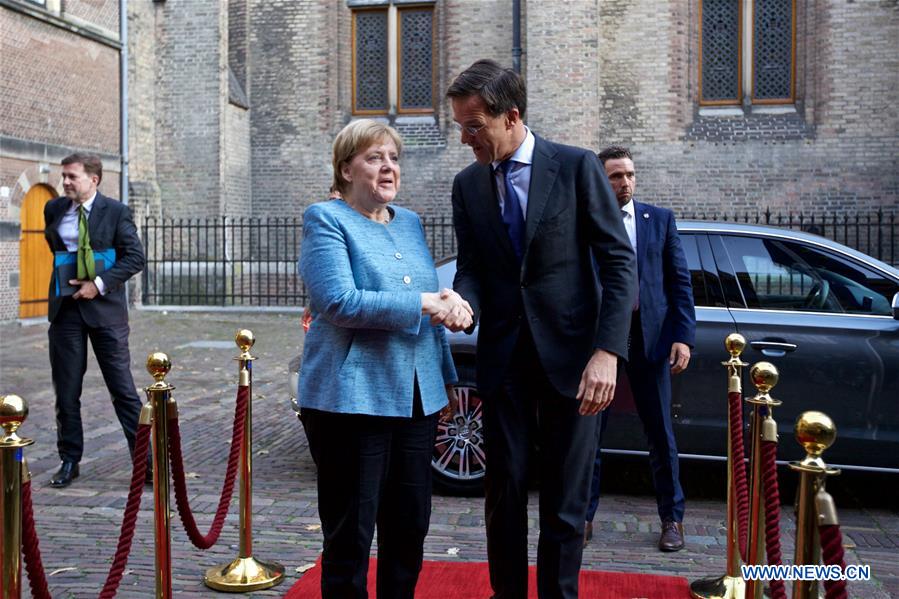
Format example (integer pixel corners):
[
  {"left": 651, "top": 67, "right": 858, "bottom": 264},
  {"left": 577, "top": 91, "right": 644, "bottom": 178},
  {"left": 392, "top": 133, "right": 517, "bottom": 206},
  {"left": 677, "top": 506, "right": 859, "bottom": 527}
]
[
  {"left": 167, "top": 384, "right": 248, "bottom": 549},
  {"left": 761, "top": 439, "right": 787, "bottom": 599},
  {"left": 21, "top": 479, "right": 52, "bottom": 599},
  {"left": 728, "top": 390, "right": 750, "bottom": 561},
  {"left": 820, "top": 524, "right": 849, "bottom": 599},
  {"left": 99, "top": 422, "right": 153, "bottom": 599}
]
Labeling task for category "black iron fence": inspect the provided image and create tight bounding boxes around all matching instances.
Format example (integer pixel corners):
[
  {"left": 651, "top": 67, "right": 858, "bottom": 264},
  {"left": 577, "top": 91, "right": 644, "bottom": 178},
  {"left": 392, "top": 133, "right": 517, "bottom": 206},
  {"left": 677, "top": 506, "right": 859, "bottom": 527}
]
[
  {"left": 141, "top": 216, "right": 456, "bottom": 307},
  {"left": 142, "top": 210, "right": 896, "bottom": 307}
]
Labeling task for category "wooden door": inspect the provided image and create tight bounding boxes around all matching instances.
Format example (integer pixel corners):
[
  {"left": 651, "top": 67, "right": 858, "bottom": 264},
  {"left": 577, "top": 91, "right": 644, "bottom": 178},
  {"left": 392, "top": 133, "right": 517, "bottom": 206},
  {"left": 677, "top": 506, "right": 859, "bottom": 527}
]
[{"left": 19, "top": 185, "right": 55, "bottom": 318}]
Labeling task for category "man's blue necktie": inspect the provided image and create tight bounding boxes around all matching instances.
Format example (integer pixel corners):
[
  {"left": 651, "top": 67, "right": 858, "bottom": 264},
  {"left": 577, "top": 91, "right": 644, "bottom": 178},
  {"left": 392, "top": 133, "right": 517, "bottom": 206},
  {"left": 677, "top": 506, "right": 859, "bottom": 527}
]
[{"left": 499, "top": 159, "right": 525, "bottom": 260}]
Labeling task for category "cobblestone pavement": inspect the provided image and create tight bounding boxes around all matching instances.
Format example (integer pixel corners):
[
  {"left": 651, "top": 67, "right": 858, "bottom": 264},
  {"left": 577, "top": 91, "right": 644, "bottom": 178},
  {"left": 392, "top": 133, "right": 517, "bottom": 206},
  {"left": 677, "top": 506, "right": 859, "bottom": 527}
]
[{"left": 1, "top": 310, "right": 896, "bottom": 598}]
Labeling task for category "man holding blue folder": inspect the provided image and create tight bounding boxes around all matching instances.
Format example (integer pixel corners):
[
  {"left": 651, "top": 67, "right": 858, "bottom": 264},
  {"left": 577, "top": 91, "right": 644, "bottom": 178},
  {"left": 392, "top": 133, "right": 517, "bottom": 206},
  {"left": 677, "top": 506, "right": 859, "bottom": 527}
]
[{"left": 43, "top": 153, "right": 146, "bottom": 488}]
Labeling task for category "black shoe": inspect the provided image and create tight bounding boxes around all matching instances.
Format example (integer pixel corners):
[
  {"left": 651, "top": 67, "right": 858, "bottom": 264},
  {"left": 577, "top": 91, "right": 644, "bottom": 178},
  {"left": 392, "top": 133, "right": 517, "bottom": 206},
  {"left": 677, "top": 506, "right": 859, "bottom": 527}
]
[
  {"left": 583, "top": 521, "right": 594, "bottom": 548},
  {"left": 50, "top": 462, "right": 80, "bottom": 488}
]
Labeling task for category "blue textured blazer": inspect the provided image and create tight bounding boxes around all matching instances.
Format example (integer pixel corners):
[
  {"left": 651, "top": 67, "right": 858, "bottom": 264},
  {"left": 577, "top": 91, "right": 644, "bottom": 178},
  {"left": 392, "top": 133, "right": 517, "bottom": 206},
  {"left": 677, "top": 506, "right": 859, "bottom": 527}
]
[{"left": 298, "top": 200, "right": 457, "bottom": 417}]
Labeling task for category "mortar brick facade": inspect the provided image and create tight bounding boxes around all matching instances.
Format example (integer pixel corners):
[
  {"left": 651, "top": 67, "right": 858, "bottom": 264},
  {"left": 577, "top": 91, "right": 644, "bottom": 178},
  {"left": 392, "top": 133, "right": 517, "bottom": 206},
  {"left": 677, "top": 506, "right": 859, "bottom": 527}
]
[
  {"left": 127, "top": 0, "right": 161, "bottom": 219},
  {"left": 153, "top": 0, "right": 228, "bottom": 218},
  {"left": 63, "top": 0, "right": 119, "bottom": 36},
  {"left": 1, "top": 9, "right": 120, "bottom": 153}
]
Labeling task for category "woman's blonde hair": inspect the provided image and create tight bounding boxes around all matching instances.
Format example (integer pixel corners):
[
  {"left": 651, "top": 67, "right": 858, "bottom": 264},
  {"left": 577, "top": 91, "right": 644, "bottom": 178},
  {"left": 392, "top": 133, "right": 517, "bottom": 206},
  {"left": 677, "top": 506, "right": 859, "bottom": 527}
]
[{"left": 331, "top": 119, "right": 403, "bottom": 195}]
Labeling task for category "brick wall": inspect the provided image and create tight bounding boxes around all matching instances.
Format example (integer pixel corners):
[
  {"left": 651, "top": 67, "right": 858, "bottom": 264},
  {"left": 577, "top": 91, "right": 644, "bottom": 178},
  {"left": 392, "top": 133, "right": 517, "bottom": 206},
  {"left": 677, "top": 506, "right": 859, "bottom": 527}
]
[
  {"left": 586, "top": 0, "right": 899, "bottom": 215},
  {"left": 153, "top": 0, "right": 227, "bottom": 218},
  {"left": 62, "top": 0, "right": 119, "bottom": 34},
  {"left": 223, "top": 103, "right": 251, "bottom": 217},
  {"left": 229, "top": 0, "right": 248, "bottom": 93},
  {"left": 0, "top": 10, "right": 120, "bottom": 154},
  {"left": 127, "top": 0, "right": 160, "bottom": 219},
  {"left": 247, "top": 0, "right": 336, "bottom": 218},
  {"left": 66, "top": 0, "right": 898, "bottom": 226},
  {"left": 238, "top": 0, "right": 896, "bottom": 220}
]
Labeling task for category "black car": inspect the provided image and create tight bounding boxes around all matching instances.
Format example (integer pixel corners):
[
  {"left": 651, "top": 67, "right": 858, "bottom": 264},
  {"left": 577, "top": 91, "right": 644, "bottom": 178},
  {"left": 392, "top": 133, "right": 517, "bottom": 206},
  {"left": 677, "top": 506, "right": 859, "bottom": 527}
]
[
  {"left": 431, "top": 221, "right": 899, "bottom": 494},
  {"left": 292, "top": 221, "right": 899, "bottom": 494}
]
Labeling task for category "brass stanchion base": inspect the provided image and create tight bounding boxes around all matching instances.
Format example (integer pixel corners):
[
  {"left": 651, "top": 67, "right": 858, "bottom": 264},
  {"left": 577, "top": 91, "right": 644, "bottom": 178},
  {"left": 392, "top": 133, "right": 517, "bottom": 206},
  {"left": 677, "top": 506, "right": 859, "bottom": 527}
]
[
  {"left": 690, "top": 574, "right": 745, "bottom": 599},
  {"left": 204, "top": 556, "right": 285, "bottom": 592}
]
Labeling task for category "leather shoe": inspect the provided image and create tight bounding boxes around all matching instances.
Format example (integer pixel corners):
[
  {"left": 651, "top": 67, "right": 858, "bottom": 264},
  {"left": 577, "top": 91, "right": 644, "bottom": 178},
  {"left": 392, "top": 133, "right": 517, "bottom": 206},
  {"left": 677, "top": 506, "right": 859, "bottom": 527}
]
[
  {"left": 583, "top": 521, "right": 594, "bottom": 548},
  {"left": 49, "top": 462, "right": 79, "bottom": 488},
  {"left": 659, "top": 520, "right": 685, "bottom": 552}
]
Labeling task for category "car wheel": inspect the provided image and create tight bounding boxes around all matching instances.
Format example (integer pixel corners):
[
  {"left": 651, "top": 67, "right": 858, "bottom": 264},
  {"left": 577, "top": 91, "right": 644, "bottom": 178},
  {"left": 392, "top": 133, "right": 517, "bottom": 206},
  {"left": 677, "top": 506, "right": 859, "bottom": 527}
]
[{"left": 432, "top": 364, "right": 486, "bottom": 496}]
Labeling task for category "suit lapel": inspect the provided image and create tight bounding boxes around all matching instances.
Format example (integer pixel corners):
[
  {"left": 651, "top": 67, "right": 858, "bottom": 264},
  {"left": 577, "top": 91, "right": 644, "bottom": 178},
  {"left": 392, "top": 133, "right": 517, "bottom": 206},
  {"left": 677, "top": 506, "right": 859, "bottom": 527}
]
[
  {"left": 44, "top": 198, "right": 67, "bottom": 250},
  {"left": 523, "top": 136, "right": 559, "bottom": 254},
  {"left": 475, "top": 163, "right": 518, "bottom": 265},
  {"left": 88, "top": 192, "right": 107, "bottom": 243},
  {"left": 634, "top": 200, "right": 650, "bottom": 284}
]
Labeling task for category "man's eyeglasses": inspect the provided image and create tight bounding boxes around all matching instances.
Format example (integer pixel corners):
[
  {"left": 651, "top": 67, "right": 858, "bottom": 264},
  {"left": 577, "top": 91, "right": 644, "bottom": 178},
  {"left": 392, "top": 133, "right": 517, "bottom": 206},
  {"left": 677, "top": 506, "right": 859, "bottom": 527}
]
[{"left": 452, "top": 122, "right": 486, "bottom": 136}]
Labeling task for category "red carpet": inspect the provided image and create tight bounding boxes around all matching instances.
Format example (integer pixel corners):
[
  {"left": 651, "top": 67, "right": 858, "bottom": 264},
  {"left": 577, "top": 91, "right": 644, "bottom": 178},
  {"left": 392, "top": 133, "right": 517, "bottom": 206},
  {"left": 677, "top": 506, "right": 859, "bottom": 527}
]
[{"left": 284, "top": 558, "right": 691, "bottom": 598}]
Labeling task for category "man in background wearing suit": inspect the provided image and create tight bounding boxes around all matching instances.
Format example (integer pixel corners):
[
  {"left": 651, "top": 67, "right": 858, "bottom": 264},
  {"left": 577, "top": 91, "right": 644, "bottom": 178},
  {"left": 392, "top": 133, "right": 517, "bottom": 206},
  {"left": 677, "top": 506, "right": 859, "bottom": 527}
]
[
  {"left": 447, "top": 60, "right": 637, "bottom": 598},
  {"left": 43, "top": 153, "right": 146, "bottom": 488},
  {"left": 584, "top": 146, "right": 695, "bottom": 552}
]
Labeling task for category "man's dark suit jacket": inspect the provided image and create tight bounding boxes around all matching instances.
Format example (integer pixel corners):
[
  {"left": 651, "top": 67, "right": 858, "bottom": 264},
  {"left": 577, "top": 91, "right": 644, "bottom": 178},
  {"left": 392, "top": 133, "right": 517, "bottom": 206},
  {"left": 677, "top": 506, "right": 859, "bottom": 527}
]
[
  {"left": 44, "top": 192, "right": 145, "bottom": 327},
  {"left": 631, "top": 200, "right": 696, "bottom": 362},
  {"left": 452, "top": 134, "right": 637, "bottom": 397}
]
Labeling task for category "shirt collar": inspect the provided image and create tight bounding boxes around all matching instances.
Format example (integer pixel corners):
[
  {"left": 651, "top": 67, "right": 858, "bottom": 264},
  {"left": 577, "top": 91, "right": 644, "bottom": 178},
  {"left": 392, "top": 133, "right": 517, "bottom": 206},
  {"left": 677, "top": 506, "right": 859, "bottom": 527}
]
[
  {"left": 621, "top": 199, "right": 635, "bottom": 217},
  {"left": 69, "top": 192, "right": 97, "bottom": 213},
  {"left": 492, "top": 126, "right": 535, "bottom": 171}
]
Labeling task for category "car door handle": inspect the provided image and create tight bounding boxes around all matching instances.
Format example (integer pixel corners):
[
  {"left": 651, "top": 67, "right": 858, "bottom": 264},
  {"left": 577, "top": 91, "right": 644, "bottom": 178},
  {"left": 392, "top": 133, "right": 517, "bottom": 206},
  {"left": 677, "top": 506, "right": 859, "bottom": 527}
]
[{"left": 749, "top": 340, "right": 798, "bottom": 357}]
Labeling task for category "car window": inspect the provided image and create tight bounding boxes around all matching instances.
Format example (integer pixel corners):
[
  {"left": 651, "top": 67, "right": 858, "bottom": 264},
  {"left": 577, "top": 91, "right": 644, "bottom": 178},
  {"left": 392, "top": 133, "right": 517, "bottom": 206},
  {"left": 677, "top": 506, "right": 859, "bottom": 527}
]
[
  {"left": 707, "top": 235, "right": 745, "bottom": 308},
  {"left": 787, "top": 243, "right": 898, "bottom": 316},
  {"left": 721, "top": 235, "right": 842, "bottom": 313},
  {"left": 680, "top": 234, "right": 709, "bottom": 307}
]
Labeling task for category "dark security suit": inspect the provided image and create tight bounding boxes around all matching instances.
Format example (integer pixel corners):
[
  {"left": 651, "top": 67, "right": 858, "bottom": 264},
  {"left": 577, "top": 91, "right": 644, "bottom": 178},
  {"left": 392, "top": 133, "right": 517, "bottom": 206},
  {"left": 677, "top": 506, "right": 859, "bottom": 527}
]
[
  {"left": 452, "top": 135, "right": 637, "bottom": 598},
  {"left": 588, "top": 200, "right": 696, "bottom": 524},
  {"left": 44, "top": 192, "right": 145, "bottom": 464}
]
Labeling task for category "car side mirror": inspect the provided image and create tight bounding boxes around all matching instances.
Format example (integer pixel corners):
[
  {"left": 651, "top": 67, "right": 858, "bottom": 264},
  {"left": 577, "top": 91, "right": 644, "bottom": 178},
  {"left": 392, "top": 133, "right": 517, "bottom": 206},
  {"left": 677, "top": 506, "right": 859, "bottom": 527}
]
[{"left": 893, "top": 292, "right": 899, "bottom": 320}]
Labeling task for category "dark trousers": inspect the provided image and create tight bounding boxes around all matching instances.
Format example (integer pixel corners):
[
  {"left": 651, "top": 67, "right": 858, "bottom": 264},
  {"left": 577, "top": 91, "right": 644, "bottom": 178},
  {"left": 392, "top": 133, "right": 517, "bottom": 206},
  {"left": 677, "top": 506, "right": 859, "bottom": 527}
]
[
  {"left": 585, "top": 409, "right": 609, "bottom": 523},
  {"left": 48, "top": 298, "right": 142, "bottom": 463},
  {"left": 588, "top": 311, "right": 685, "bottom": 523},
  {"left": 484, "top": 326, "right": 598, "bottom": 599},
  {"left": 300, "top": 390, "right": 438, "bottom": 599}
]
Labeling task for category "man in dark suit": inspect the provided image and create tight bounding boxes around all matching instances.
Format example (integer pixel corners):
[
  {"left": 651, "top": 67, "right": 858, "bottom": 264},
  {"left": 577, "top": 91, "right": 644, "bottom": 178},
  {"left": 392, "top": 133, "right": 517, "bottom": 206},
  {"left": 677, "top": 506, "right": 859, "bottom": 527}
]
[
  {"left": 584, "top": 146, "right": 695, "bottom": 552},
  {"left": 446, "top": 60, "right": 637, "bottom": 598},
  {"left": 43, "top": 153, "right": 146, "bottom": 488}
]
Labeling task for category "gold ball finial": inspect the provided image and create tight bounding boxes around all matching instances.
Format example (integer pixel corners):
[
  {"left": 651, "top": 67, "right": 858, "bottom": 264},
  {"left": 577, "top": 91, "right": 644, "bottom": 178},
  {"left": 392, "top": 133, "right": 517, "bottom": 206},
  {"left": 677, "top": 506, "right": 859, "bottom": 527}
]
[
  {"left": 0, "top": 394, "right": 28, "bottom": 436},
  {"left": 750, "top": 361, "right": 778, "bottom": 393},
  {"left": 235, "top": 329, "right": 255, "bottom": 352},
  {"left": 146, "top": 352, "right": 172, "bottom": 382},
  {"left": 724, "top": 333, "right": 746, "bottom": 358},
  {"left": 795, "top": 411, "right": 836, "bottom": 458}
]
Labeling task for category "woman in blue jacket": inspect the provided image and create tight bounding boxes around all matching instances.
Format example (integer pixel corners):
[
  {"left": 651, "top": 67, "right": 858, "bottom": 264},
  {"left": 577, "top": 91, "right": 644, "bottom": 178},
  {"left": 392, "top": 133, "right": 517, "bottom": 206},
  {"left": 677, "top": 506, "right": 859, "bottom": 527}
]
[{"left": 298, "top": 119, "right": 472, "bottom": 598}]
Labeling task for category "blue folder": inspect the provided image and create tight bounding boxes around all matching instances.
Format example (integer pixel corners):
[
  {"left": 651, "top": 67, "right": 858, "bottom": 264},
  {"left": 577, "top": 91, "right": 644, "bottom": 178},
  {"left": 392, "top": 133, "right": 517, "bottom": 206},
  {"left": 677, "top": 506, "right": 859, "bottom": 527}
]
[{"left": 54, "top": 249, "right": 116, "bottom": 296}]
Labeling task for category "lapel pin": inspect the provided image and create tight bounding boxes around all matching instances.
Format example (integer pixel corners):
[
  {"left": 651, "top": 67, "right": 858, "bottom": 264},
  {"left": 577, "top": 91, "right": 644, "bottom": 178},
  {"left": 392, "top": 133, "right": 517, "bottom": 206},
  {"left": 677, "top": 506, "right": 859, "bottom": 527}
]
[{"left": 643, "top": 213, "right": 649, "bottom": 219}]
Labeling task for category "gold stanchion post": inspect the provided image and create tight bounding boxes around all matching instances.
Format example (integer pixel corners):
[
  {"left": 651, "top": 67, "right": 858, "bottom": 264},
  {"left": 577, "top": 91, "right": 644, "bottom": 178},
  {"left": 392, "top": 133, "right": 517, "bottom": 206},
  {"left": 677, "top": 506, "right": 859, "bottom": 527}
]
[
  {"left": 146, "top": 352, "right": 174, "bottom": 599},
  {"left": 690, "top": 333, "right": 748, "bottom": 599},
  {"left": 205, "top": 330, "right": 284, "bottom": 592},
  {"left": 0, "top": 394, "right": 33, "bottom": 599},
  {"left": 789, "top": 411, "right": 839, "bottom": 599},
  {"left": 743, "top": 362, "right": 782, "bottom": 599}
]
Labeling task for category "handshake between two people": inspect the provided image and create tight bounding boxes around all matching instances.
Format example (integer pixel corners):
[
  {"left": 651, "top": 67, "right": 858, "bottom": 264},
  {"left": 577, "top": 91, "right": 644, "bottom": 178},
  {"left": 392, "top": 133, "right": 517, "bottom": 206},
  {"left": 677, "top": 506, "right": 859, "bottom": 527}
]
[{"left": 421, "top": 288, "right": 474, "bottom": 333}]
